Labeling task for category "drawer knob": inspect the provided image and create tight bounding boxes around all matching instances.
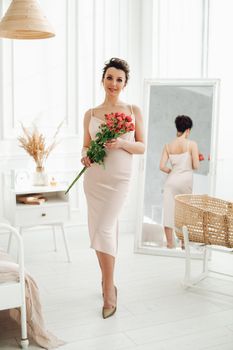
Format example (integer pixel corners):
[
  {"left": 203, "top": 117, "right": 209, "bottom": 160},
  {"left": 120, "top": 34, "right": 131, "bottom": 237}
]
[{"left": 41, "top": 213, "right": 46, "bottom": 217}]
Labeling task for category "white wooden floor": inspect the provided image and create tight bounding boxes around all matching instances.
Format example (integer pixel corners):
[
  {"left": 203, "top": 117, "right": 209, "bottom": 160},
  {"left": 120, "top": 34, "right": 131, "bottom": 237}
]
[{"left": 0, "top": 226, "right": 233, "bottom": 349}]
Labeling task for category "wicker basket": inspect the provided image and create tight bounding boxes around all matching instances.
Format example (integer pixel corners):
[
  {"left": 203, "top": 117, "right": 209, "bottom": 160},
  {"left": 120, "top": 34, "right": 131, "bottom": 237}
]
[{"left": 175, "top": 194, "right": 233, "bottom": 248}]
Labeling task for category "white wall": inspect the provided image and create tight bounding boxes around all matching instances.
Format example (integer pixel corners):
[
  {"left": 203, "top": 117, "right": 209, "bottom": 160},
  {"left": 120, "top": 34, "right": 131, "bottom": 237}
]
[
  {"left": 208, "top": 0, "right": 233, "bottom": 200},
  {"left": 141, "top": 0, "right": 233, "bottom": 201},
  {"left": 141, "top": 0, "right": 203, "bottom": 79},
  {"left": 1, "top": 0, "right": 233, "bottom": 232},
  {"left": 0, "top": 0, "right": 142, "bottom": 232}
]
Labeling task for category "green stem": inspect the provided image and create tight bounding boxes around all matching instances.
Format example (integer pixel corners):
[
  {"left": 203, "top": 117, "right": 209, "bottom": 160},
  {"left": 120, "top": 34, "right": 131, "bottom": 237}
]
[{"left": 65, "top": 166, "right": 87, "bottom": 194}]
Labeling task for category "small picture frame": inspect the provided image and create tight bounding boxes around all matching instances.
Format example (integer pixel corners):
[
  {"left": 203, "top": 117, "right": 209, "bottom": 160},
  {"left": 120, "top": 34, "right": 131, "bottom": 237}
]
[{"left": 11, "top": 170, "right": 30, "bottom": 189}]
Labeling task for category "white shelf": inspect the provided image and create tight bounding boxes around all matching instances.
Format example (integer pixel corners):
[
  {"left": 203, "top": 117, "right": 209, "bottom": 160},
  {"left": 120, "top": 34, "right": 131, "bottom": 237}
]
[
  {"left": 16, "top": 198, "right": 68, "bottom": 209},
  {"left": 14, "top": 183, "right": 69, "bottom": 195}
]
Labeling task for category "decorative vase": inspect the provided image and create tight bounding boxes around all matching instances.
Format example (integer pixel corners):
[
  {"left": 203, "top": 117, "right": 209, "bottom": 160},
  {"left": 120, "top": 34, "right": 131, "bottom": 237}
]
[{"left": 33, "top": 166, "right": 48, "bottom": 186}]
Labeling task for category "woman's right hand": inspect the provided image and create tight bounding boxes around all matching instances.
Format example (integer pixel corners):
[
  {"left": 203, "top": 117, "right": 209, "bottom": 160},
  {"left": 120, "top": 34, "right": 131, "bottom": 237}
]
[{"left": 81, "top": 156, "right": 92, "bottom": 167}]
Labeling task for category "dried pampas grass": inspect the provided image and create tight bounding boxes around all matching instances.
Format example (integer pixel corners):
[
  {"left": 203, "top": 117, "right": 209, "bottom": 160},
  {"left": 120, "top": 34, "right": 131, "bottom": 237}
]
[{"left": 18, "top": 121, "right": 64, "bottom": 168}]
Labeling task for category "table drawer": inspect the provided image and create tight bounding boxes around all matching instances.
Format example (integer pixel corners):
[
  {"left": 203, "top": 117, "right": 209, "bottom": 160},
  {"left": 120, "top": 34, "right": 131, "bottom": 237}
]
[{"left": 15, "top": 204, "right": 70, "bottom": 226}]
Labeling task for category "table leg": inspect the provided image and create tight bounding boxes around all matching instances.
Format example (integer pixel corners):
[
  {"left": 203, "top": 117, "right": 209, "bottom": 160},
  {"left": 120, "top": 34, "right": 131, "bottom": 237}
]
[{"left": 59, "top": 224, "right": 71, "bottom": 262}]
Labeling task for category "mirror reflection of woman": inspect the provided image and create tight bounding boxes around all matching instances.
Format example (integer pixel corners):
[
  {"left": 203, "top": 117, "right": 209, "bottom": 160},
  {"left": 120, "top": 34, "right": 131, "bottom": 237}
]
[{"left": 159, "top": 115, "right": 199, "bottom": 248}]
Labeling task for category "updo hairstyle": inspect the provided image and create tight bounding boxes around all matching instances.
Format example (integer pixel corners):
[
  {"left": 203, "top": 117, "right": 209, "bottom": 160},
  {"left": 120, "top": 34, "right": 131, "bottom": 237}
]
[
  {"left": 175, "top": 115, "right": 193, "bottom": 133},
  {"left": 102, "top": 57, "right": 130, "bottom": 85}
]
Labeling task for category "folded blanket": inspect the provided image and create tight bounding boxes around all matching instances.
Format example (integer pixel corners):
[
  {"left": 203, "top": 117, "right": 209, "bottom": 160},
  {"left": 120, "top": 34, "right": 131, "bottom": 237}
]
[{"left": 0, "top": 250, "right": 65, "bottom": 349}]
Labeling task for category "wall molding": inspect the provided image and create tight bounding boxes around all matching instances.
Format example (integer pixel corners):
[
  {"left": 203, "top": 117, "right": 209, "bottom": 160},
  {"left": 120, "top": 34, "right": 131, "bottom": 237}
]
[
  {"left": 0, "top": 1, "right": 3, "bottom": 141},
  {"left": 2, "top": 0, "right": 76, "bottom": 139},
  {"left": 0, "top": 0, "right": 145, "bottom": 230},
  {"left": 152, "top": 0, "right": 160, "bottom": 77},
  {"left": 201, "top": 0, "right": 210, "bottom": 77},
  {"left": 0, "top": 150, "right": 81, "bottom": 162}
]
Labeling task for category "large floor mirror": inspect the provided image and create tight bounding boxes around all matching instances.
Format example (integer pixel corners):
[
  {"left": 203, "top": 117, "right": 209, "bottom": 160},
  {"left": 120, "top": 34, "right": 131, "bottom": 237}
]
[{"left": 135, "top": 79, "right": 220, "bottom": 257}]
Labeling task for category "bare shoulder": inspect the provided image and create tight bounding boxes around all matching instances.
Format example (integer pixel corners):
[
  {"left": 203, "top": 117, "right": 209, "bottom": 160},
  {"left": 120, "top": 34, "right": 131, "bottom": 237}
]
[
  {"left": 83, "top": 109, "right": 92, "bottom": 125},
  {"left": 189, "top": 140, "right": 198, "bottom": 146},
  {"left": 92, "top": 104, "right": 104, "bottom": 112},
  {"left": 131, "top": 104, "right": 142, "bottom": 115},
  {"left": 84, "top": 108, "right": 92, "bottom": 119},
  {"left": 131, "top": 104, "right": 143, "bottom": 122},
  {"left": 189, "top": 140, "right": 198, "bottom": 150}
]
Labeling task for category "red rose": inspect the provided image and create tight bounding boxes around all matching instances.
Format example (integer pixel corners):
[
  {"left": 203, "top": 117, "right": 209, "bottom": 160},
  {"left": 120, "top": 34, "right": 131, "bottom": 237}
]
[
  {"left": 129, "top": 124, "right": 135, "bottom": 131},
  {"left": 199, "top": 153, "right": 204, "bottom": 161},
  {"left": 125, "top": 116, "right": 132, "bottom": 122}
]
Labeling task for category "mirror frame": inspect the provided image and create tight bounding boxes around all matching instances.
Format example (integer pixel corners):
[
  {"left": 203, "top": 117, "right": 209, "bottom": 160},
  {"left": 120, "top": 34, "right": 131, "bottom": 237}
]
[{"left": 134, "top": 79, "right": 220, "bottom": 257}]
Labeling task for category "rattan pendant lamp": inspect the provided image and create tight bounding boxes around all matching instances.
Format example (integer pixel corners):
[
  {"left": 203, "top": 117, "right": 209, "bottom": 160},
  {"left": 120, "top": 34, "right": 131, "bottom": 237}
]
[{"left": 0, "top": 0, "right": 55, "bottom": 39}]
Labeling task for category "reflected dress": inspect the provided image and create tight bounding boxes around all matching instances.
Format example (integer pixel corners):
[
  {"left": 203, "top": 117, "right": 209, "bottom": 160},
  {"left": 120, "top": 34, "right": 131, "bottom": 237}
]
[
  {"left": 163, "top": 142, "right": 193, "bottom": 229},
  {"left": 84, "top": 113, "right": 135, "bottom": 257}
]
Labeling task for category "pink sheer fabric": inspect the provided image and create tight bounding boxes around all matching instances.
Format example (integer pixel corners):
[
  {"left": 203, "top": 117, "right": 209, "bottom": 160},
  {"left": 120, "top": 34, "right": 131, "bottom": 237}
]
[{"left": 0, "top": 250, "right": 64, "bottom": 349}]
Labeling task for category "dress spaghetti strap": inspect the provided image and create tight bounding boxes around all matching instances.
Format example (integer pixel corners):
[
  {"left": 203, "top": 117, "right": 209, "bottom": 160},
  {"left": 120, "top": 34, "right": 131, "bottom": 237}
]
[
  {"left": 130, "top": 104, "right": 133, "bottom": 115},
  {"left": 166, "top": 144, "right": 169, "bottom": 154}
]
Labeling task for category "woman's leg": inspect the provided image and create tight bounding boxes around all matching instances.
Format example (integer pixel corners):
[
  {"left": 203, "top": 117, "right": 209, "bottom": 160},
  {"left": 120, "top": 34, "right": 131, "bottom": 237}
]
[
  {"left": 96, "top": 251, "right": 103, "bottom": 277},
  {"left": 96, "top": 251, "right": 116, "bottom": 308},
  {"left": 164, "top": 226, "right": 173, "bottom": 248}
]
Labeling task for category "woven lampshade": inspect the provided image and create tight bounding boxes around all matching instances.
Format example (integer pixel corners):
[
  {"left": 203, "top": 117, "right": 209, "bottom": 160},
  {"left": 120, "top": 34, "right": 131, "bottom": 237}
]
[{"left": 0, "top": 0, "right": 55, "bottom": 39}]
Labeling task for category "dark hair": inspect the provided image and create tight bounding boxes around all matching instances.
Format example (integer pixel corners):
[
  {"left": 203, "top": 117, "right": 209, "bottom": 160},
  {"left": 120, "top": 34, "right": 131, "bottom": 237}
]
[
  {"left": 175, "top": 115, "right": 193, "bottom": 133},
  {"left": 102, "top": 57, "right": 130, "bottom": 85}
]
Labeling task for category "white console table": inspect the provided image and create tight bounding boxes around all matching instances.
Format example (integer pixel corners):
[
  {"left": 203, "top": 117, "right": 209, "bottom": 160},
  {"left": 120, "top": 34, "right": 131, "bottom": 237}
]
[{"left": 4, "top": 184, "right": 71, "bottom": 262}]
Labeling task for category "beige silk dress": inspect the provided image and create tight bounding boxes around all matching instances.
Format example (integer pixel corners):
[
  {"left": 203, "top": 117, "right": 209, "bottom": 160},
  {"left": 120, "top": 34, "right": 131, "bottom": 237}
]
[
  {"left": 83, "top": 110, "right": 135, "bottom": 257},
  {"left": 163, "top": 142, "right": 193, "bottom": 229}
]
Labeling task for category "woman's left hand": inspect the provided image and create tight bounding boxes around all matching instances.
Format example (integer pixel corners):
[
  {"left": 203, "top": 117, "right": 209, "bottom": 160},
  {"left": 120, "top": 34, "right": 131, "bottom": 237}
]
[{"left": 105, "top": 138, "right": 123, "bottom": 150}]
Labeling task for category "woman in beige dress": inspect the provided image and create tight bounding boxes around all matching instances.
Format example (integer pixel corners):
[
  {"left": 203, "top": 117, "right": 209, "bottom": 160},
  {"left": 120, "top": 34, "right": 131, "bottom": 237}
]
[
  {"left": 81, "top": 58, "right": 145, "bottom": 318},
  {"left": 160, "top": 115, "right": 199, "bottom": 248}
]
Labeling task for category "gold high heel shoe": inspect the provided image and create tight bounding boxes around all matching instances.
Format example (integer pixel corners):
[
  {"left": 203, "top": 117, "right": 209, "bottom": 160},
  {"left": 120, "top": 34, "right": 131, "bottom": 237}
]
[{"left": 102, "top": 286, "right": 117, "bottom": 319}]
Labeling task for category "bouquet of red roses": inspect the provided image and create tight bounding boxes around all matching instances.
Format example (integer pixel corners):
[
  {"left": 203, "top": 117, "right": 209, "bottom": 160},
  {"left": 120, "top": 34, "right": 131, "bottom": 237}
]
[{"left": 65, "top": 112, "right": 135, "bottom": 194}]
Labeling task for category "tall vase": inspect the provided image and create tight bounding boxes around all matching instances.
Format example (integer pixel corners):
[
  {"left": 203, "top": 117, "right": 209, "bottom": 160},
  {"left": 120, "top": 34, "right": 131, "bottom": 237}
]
[{"left": 33, "top": 166, "right": 48, "bottom": 186}]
